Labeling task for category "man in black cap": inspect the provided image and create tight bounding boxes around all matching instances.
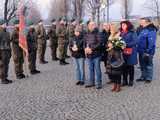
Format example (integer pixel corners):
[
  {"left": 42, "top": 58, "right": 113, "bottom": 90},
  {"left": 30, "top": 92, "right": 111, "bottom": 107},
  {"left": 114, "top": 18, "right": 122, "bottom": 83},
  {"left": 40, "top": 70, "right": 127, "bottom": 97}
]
[
  {"left": 0, "top": 19, "right": 12, "bottom": 84},
  {"left": 47, "top": 19, "right": 59, "bottom": 61},
  {"left": 35, "top": 19, "right": 48, "bottom": 64},
  {"left": 11, "top": 19, "right": 26, "bottom": 79}
]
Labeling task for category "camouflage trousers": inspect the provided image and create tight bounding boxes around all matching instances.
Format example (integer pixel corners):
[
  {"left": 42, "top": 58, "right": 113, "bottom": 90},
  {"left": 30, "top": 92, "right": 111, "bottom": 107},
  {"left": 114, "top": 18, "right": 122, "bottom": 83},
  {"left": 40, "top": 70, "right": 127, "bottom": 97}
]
[
  {"left": 28, "top": 49, "right": 37, "bottom": 72},
  {"left": 58, "top": 44, "right": 65, "bottom": 60},
  {"left": 0, "top": 50, "right": 11, "bottom": 80},
  {"left": 50, "top": 44, "right": 58, "bottom": 60},
  {"left": 64, "top": 41, "right": 69, "bottom": 56},
  {"left": 38, "top": 44, "right": 46, "bottom": 62},
  {"left": 12, "top": 44, "right": 24, "bottom": 76}
]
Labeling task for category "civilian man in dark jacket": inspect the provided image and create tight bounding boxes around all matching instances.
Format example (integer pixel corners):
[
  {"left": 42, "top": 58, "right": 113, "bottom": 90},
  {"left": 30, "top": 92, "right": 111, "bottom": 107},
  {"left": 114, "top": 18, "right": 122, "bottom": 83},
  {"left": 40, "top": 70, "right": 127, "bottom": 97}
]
[{"left": 84, "top": 21, "right": 102, "bottom": 89}]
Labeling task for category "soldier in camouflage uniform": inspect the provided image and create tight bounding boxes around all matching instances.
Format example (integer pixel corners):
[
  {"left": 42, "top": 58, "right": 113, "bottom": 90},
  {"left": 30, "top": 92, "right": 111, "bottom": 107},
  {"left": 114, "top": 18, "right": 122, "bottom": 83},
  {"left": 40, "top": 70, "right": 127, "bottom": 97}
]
[
  {"left": 35, "top": 20, "right": 48, "bottom": 64},
  {"left": 68, "top": 19, "right": 77, "bottom": 42},
  {"left": 57, "top": 18, "right": 69, "bottom": 65},
  {"left": 11, "top": 20, "right": 25, "bottom": 79},
  {"left": 65, "top": 19, "right": 76, "bottom": 58},
  {"left": 0, "top": 20, "right": 12, "bottom": 84},
  {"left": 27, "top": 22, "right": 40, "bottom": 74},
  {"left": 47, "top": 19, "right": 59, "bottom": 61}
]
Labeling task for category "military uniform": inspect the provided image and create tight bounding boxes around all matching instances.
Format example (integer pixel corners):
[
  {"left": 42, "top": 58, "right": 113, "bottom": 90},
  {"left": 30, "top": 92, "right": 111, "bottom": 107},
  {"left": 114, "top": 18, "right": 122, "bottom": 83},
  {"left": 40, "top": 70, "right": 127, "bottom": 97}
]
[
  {"left": 11, "top": 27, "right": 25, "bottom": 79},
  {"left": 48, "top": 23, "right": 58, "bottom": 60},
  {"left": 0, "top": 25, "right": 12, "bottom": 84},
  {"left": 57, "top": 22, "right": 69, "bottom": 65},
  {"left": 27, "top": 26, "right": 40, "bottom": 74},
  {"left": 35, "top": 22, "right": 48, "bottom": 64},
  {"left": 66, "top": 23, "right": 76, "bottom": 57},
  {"left": 68, "top": 23, "right": 76, "bottom": 42}
]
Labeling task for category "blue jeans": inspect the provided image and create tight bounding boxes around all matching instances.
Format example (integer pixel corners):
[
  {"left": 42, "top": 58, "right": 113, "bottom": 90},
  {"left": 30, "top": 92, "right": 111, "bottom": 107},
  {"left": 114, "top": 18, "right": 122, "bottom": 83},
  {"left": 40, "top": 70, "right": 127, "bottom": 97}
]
[
  {"left": 73, "top": 58, "right": 85, "bottom": 82},
  {"left": 86, "top": 57, "right": 102, "bottom": 87},
  {"left": 139, "top": 54, "right": 154, "bottom": 81}
]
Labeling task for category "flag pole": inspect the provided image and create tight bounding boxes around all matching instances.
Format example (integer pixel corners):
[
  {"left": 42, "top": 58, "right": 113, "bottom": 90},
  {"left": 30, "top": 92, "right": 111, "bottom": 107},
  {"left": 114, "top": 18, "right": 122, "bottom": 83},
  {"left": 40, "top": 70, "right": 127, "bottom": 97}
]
[
  {"left": 19, "top": 0, "right": 29, "bottom": 78},
  {"left": 23, "top": 51, "right": 29, "bottom": 78}
]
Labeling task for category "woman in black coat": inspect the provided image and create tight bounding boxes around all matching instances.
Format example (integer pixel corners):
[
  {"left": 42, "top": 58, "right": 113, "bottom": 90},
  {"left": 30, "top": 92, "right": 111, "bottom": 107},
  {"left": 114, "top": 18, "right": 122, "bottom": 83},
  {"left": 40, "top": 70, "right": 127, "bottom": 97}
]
[{"left": 69, "top": 26, "right": 85, "bottom": 85}]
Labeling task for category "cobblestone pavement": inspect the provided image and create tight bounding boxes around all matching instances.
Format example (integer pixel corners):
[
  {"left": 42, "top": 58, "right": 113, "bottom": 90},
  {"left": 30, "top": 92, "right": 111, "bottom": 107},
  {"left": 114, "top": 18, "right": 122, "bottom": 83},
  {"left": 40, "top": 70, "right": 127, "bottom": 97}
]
[{"left": 0, "top": 40, "right": 160, "bottom": 120}]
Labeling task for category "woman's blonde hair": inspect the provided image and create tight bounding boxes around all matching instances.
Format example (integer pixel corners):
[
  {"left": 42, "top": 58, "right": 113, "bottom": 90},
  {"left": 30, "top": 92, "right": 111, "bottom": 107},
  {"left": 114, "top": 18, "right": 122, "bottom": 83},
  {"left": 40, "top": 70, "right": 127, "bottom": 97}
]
[
  {"left": 109, "top": 22, "right": 119, "bottom": 34},
  {"left": 108, "top": 23, "right": 120, "bottom": 40}
]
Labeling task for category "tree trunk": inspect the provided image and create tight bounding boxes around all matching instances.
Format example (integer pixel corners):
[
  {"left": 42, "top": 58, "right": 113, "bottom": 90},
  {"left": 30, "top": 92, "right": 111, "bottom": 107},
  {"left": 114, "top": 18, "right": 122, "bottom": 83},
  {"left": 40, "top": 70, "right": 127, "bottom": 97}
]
[
  {"left": 107, "top": 0, "right": 110, "bottom": 23},
  {"left": 73, "top": 0, "right": 77, "bottom": 19},
  {"left": 124, "top": 0, "right": 128, "bottom": 19},
  {"left": 4, "top": 0, "right": 9, "bottom": 25},
  {"left": 97, "top": 7, "right": 100, "bottom": 26}
]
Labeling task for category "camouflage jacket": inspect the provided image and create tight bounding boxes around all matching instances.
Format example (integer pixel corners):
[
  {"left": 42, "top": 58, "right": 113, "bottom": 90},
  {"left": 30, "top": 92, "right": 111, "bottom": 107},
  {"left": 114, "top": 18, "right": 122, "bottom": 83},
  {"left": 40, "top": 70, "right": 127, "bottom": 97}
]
[
  {"left": 48, "top": 24, "right": 57, "bottom": 45},
  {"left": 0, "top": 28, "right": 11, "bottom": 50},
  {"left": 57, "top": 24, "right": 67, "bottom": 45},
  {"left": 11, "top": 27, "right": 19, "bottom": 44},
  {"left": 35, "top": 25, "right": 47, "bottom": 45},
  {"left": 67, "top": 24, "right": 76, "bottom": 41}
]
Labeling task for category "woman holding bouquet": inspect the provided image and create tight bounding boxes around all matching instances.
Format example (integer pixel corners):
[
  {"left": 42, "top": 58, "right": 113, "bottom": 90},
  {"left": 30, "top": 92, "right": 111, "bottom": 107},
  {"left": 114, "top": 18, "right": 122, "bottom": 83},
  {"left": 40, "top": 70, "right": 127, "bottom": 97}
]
[
  {"left": 106, "top": 23, "right": 125, "bottom": 92},
  {"left": 120, "top": 20, "right": 138, "bottom": 87}
]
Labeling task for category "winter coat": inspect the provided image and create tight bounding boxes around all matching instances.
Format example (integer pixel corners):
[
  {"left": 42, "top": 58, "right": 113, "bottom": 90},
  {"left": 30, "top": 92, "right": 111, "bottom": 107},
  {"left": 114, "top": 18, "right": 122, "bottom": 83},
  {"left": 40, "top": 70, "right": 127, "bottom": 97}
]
[
  {"left": 106, "top": 33, "right": 124, "bottom": 75},
  {"left": 121, "top": 31, "right": 138, "bottom": 65},
  {"left": 106, "top": 49, "right": 124, "bottom": 75},
  {"left": 69, "top": 33, "right": 85, "bottom": 58},
  {"left": 100, "top": 30, "right": 110, "bottom": 61},
  {"left": 84, "top": 28, "right": 102, "bottom": 58},
  {"left": 137, "top": 24, "right": 157, "bottom": 55}
]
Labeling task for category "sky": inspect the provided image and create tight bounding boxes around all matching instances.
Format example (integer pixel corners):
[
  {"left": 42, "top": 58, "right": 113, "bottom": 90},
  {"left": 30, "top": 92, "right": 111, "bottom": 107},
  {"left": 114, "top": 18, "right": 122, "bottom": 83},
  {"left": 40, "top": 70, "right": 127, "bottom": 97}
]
[{"left": 32, "top": 0, "right": 153, "bottom": 20}]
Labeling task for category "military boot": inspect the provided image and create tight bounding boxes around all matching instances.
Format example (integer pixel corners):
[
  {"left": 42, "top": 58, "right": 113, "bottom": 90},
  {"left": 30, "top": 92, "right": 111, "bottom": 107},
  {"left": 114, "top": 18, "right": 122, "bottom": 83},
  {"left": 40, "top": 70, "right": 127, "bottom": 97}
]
[{"left": 1, "top": 79, "right": 12, "bottom": 84}]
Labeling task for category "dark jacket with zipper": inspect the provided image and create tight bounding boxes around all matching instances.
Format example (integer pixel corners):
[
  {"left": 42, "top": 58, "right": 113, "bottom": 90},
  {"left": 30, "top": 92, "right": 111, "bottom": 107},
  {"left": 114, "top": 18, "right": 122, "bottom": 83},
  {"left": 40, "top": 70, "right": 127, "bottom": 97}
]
[
  {"left": 69, "top": 33, "right": 85, "bottom": 58},
  {"left": 84, "top": 28, "right": 102, "bottom": 58}
]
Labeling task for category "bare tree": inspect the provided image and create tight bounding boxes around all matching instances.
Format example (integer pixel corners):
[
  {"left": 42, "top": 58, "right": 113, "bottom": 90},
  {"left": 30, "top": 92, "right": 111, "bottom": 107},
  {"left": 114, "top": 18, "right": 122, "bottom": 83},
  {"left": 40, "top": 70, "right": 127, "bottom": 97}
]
[
  {"left": 100, "top": 0, "right": 115, "bottom": 22},
  {"left": 144, "top": 0, "right": 160, "bottom": 25},
  {"left": 85, "top": 0, "right": 115, "bottom": 24},
  {"left": 26, "top": 1, "right": 41, "bottom": 24},
  {"left": 85, "top": 0, "right": 99, "bottom": 21},
  {"left": 4, "top": 0, "right": 20, "bottom": 24},
  {"left": 120, "top": 0, "right": 133, "bottom": 19},
  {"left": 48, "top": 0, "right": 71, "bottom": 20},
  {"left": 71, "top": 0, "right": 85, "bottom": 21}
]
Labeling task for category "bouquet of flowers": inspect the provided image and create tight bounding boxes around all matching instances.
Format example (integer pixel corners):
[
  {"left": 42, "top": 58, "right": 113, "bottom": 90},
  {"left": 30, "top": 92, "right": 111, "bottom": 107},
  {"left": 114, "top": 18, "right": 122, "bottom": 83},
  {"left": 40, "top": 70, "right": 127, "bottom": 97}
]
[{"left": 107, "top": 37, "right": 126, "bottom": 51}]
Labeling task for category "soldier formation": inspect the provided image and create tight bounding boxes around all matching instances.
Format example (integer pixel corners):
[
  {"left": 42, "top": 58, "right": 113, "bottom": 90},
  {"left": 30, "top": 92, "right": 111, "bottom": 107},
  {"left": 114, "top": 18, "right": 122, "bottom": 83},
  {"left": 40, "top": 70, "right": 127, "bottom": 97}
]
[{"left": 0, "top": 17, "right": 78, "bottom": 84}]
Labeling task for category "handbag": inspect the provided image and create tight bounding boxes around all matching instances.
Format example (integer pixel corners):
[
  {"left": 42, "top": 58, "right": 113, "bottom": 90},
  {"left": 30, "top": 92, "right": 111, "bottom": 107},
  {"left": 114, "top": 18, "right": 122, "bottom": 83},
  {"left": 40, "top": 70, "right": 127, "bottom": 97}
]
[{"left": 123, "top": 48, "right": 133, "bottom": 55}]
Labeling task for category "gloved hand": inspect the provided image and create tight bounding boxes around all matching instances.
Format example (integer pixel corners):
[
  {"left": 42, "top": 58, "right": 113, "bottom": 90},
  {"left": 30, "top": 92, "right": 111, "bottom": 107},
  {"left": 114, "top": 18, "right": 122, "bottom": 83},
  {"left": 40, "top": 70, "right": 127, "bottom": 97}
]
[{"left": 143, "top": 53, "right": 150, "bottom": 63}]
